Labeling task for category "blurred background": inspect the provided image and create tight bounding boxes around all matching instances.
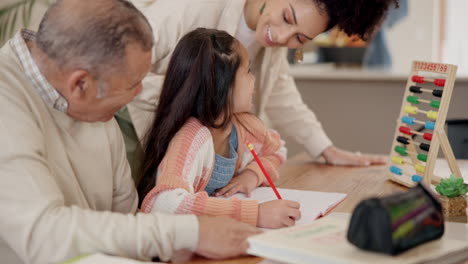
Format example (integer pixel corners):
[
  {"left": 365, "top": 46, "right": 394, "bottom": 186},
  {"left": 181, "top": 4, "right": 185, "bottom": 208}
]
[{"left": 1, "top": 0, "right": 467, "bottom": 157}]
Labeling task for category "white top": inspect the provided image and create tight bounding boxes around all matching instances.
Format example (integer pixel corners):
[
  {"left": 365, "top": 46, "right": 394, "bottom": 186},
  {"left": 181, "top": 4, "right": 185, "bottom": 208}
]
[{"left": 235, "top": 13, "right": 262, "bottom": 62}]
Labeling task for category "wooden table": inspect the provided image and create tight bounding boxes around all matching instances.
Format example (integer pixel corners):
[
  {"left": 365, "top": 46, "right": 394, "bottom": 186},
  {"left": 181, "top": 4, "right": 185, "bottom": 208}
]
[{"left": 188, "top": 153, "right": 468, "bottom": 264}]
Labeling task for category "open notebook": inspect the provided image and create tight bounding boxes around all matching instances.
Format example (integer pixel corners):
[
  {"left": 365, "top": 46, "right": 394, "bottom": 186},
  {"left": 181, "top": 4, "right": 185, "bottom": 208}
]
[
  {"left": 220, "top": 187, "right": 347, "bottom": 226},
  {"left": 248, "top": 216, "right": 468, "bottom": 264}
]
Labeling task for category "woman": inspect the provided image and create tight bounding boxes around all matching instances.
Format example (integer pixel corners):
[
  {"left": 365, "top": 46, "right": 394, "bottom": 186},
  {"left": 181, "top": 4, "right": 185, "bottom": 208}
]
[{"left": 120, "top": 0, "right": 398, "bottom": 182}]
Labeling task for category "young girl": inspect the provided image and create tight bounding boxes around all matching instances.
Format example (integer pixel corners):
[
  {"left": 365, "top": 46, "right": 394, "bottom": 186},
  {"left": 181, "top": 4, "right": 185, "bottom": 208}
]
[{"left": 137, "top": 28, "right": 301, "bottom": 229}]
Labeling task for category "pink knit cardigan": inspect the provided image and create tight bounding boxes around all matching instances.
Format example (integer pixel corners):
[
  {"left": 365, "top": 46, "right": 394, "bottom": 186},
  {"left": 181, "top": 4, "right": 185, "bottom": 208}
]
[{"left": 140, "top": 113, "right": 287, "bottom": 226}]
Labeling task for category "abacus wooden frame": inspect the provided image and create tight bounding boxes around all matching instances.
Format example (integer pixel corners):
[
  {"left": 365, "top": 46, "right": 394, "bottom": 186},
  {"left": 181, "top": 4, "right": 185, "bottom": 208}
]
[{"left": 387, "top": 61, "right": 462, "bottom": 187}]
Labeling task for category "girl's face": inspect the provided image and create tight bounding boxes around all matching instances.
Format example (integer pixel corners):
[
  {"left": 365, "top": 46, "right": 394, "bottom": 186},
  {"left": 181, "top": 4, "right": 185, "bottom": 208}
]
[
  {"left": 232, "top": 43, "right": 255, "bottom": 113},
  {"left": 254, "top": 0, "right": 329, "bottom": 49}
]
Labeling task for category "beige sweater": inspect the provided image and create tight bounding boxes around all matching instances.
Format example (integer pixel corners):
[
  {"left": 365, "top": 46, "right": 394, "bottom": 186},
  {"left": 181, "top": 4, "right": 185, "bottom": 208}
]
[
  {"left": 129, "top": 0, "right": 332, "bottom": 158},
  {"left": 0, "top": 38, "right": 198, "bottom": 264}
]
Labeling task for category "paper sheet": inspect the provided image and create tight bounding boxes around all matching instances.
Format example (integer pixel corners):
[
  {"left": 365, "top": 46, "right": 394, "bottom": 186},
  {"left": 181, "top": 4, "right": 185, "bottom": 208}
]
[
  {"left": 65, "top": 253, "right": 165, "bottom": 264},
  {"left": 220, "top": 187, "right": 347, "bottom": 226}
]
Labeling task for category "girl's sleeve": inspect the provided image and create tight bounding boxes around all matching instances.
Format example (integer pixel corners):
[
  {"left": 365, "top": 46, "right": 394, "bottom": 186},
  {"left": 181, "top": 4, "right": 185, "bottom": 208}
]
[
  {"left": 140, "top": 127, "right": 258, "bottom": 226},
  {"left": 244, "top": 128, "right": 287, "bottom": 186}
]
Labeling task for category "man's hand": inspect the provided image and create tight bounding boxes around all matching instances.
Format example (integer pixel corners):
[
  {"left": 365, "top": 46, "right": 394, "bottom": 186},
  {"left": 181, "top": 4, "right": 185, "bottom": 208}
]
[
  {"left": 195, "top": 216, "right": 261, "bottom": 259},
  {"left": 322, "top": 146, "right": 386, "bottom": 166},
  {"left": 215, "top": 170, "right": 258, "bottom": 197}
]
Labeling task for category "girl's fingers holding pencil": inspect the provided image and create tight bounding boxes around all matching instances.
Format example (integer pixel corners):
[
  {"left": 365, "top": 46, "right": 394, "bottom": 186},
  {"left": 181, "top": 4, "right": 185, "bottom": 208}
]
[
  {"left": 288, "top": 207, "right": 302, "bottom": 220},
  {"left": 285, "top": 200, "right": 301, "bottom": 209},
  {"left": 258, "top": 200, "right": 301, "bottom": 228},
  {"left": 283, "top": 217, "right": 296, "bottom": 227}
]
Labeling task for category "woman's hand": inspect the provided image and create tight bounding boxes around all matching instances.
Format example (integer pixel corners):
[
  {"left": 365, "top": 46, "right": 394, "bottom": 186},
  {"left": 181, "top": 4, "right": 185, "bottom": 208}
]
[
  {"left": 322, "top": 146, "right": 386, "bottom": 166},
  {"left": 215, "top": 169, "right": 259, "bottom": 197},
  {"left": 258, "top": 200, "right": 301, "bottom": 229}
]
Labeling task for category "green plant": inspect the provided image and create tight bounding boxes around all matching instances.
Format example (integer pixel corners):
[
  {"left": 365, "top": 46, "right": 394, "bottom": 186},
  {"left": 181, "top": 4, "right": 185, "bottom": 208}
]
[
  {"left": 0, "top": 0, "right": 37, "bottom": 45},
  {"left": 435, "top": 174, "right": 468, "bottom": 198}
]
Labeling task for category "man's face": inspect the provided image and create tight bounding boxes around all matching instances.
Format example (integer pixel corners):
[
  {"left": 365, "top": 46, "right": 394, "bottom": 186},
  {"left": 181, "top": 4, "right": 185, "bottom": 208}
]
[{"left": 66, "top": 43, "right": 152, "bottom": 122}]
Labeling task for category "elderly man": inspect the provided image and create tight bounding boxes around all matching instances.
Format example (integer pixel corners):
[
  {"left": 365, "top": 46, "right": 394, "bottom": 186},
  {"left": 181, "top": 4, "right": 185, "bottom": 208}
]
[{"left": 0, "top": 0, "right": 259, "bottom": 263}]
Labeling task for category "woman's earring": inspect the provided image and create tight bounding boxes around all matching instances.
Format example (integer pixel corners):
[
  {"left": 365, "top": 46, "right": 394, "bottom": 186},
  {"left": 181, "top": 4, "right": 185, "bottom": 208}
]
[
  {"left": 260, "top": 3, "right": 266, "bottom": 14},
  {"left": 294, "top": 48, "right": 303, "bottom": 64}
]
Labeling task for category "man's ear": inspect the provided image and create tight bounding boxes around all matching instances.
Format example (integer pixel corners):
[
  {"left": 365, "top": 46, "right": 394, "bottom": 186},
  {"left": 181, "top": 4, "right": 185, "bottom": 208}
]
[{"left": 66, "top": 70, "right": 93, "bottom": 100}]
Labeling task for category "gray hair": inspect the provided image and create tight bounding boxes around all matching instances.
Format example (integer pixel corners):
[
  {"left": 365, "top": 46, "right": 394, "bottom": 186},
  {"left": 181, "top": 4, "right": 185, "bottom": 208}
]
[{"left": 36, "top": 0, "right": 154, "bottom": 97}]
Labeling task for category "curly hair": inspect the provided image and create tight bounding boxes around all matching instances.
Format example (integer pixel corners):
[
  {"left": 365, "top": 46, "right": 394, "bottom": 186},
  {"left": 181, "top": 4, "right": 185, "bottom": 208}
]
[{"left": 315, "top": 0, "right": 399, "bottom": 41}]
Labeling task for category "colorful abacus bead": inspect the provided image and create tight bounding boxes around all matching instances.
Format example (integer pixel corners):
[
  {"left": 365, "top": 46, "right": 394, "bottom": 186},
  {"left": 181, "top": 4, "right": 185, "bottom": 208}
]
[
  {"left": 405, "top": 105, "right": 418, "bottom": 114},
  {"left": 389, "top": 166, "right": 423, "bottom": 183},
  {"left": 434, "top": 79, "right": 446, "bottom": 87},
  {"left": 412, "top": 76, "right": 425, "bottom": 83},
  {"left": 394, "top": 146, "right": 428, "bottom": 162},
  {"left": 411, "top": 75, "right": 446, "bottom": 87},
  {"left": 430, "top": 100, "right": 440, "bottom": 109},
  {"left": 423, "top": 133, "right": 433, "bottom": 141},
  {"left": 391, "top": 156, "right": 405, "bottom": 165},
  {"left": 401, "top": 116, "right": 435, "bottom": 130},
  {"left": 425, "top": 121, "right": 435, "bottom": 130},
  {"left": 390, "top": 166, "right": 403, "bottom": 175},
  {"left": 406, "top": 96, "right": 440, "bottom": 109},
  {"left": 427, "top": 111, "right": 438, "bottom": 120},
  {"left": 412, "top": 175, "right": 423, "bottom": 182},
  {"left": 415, "top": 164, "right": 425, "bottom": 173},
  {"left": 398, "top": 126, "right": 433, "bottom": 141},
  {"left": 399, "top": 126, "right": 412, "bottom": 135},
  {"left": 396, "top": 136, "right": 431, "bottom": 151},
  {"left": 409, "top": 86, "right": 443, "bottom": 98},
  {"left": 391, "top": 156, "right": 426, "bottom": 173}
]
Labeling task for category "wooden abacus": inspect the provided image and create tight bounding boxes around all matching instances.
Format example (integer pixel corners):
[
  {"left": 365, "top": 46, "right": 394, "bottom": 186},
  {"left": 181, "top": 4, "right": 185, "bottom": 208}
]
[{"left": 387, "top": 61, "right": 463, "bottom": 187}]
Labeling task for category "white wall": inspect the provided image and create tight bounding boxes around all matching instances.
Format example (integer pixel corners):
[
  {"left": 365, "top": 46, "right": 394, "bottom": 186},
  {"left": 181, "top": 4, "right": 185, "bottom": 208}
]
[
  {"left": 443, "top": 0, "right": 468, "bottom": 74},
  {"left": 387, "top": 0, "right": 438, "bottom": 72}
]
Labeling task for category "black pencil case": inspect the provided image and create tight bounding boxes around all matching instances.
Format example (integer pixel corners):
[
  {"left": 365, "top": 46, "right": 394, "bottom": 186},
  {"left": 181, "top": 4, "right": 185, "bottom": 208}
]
[{"left": 347, "top": 183, "right": 444, "bottom": 255}]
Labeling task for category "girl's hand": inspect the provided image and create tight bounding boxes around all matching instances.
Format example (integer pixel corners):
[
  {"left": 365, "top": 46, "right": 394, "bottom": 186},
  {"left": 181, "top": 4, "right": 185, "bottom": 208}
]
[
  {"left": 258, "top": 200, "right": 301, "bottom": 229},
  {"left": 215, "top": 169, "right": 259, "bottom": 197}
]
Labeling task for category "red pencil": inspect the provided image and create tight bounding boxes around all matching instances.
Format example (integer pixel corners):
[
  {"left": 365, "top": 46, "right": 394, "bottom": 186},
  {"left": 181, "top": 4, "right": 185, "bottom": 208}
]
[{"left": 246, "top": 140, "right": 283, "bottom": 200}]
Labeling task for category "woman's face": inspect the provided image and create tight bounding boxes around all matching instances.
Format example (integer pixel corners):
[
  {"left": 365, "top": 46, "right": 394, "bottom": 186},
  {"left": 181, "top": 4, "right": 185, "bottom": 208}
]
[{"left": 254, "top": 0, "right": 329, "bottom": 49}]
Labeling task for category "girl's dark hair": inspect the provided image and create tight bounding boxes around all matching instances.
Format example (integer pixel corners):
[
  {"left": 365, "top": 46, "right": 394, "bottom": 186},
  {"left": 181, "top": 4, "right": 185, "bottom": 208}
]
[
  {"left": 316, "top": 0, "right": 400, "bottom": 41},
  {"left": 137, "top": 28, "right": 241, "bottom": 205}
]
